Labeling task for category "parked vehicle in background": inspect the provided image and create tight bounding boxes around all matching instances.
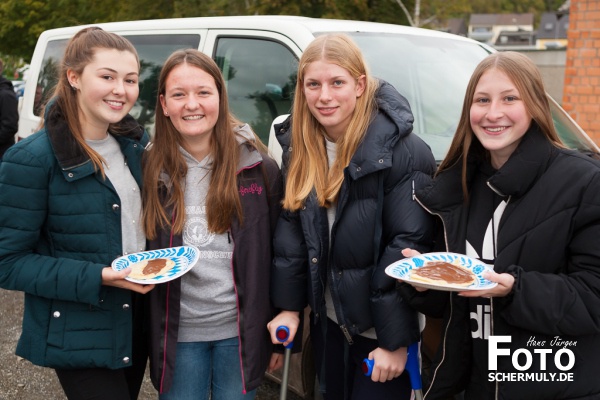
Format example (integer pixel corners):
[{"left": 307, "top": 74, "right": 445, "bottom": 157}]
[
  {"left": 11, "top": 80, "right": 25, "bottom": 97},
  {"left": 18, "top": 15, "right": 600, "bottom": 399}
]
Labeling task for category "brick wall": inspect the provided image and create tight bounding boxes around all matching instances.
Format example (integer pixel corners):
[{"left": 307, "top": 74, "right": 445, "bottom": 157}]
[{"left": 562, "top": 0, "right": 600, "bottom": 144}]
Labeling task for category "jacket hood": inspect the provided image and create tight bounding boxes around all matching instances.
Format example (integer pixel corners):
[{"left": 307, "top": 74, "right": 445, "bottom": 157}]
[
  {"left": 374, "top": 80, "right": 414, "bottom": 140},
  {"left": 159, "top": 123, "right": 262, "bottom": 185},
  {"left": 0, "top": 76, "right": 14, "bottom": 91},
  {"left": 487, "top": 125, "right": 556, "bottom": 198},
  {"left": 44, "top": 100, "right": 146, "bottom": 171},
  {"left": 346, "top": 80, "right": 414, "bottom": 179},
  {"left": 234, "top": 123, "right": 263, "bottom": 171}
]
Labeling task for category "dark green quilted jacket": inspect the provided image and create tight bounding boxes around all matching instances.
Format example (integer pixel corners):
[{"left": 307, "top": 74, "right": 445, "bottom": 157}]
[{"left": 0, "top": 102, "right": 148, "bottom": 369}]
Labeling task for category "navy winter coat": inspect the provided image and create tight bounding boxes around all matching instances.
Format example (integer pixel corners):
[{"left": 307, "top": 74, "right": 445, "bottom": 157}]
[
  {"left": 0, "top": 103, "right": 148, "bottom": 369},
  {"left": 271, "top": 81, "right": 436, "bottom": 351}
]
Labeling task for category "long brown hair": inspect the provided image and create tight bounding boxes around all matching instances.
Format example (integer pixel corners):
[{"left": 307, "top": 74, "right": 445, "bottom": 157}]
[
  {"left": 50, "top": 27, "right": 139, "bottom": 176},
  {"left": 438, "top": 51, "right": 564, "bottom": 199},
  {"left": 143, "top": 49, "right": 263, "bottom": 239},
  {"left": 283, "top": 33, "right": 378, "bottom": 211}
]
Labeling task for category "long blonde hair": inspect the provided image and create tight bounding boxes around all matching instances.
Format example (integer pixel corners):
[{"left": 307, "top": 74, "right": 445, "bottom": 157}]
[
  {"left": 143, "top": 49, "right": 264, "bottom": 239},
  {"left": 438, "top": 51, "right": 565, "bottom": 199},
  {"left": 283, "top": 33, "right": 378, "bottom": 211},
  {"left": 50, "top": 27, "right": 139, "bottom": 176}
]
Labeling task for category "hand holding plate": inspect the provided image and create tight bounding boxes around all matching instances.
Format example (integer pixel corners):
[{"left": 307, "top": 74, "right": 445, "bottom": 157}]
[
  {"left": 401, "top": 248, "right": 422, "bottom": 258},
  {"left": 400, "top": 249, "right": 429, "bottom": 291},
  {"left": 458, "top": 270, "right": 514, "bottom": 298},
  {"left": 101, "top": 266, "right": 155, "bottom": 294},
  {"left": 386, "top": 252, "right": 498, "bottom": 292},
  {"left": 111, "top": 246, "right": 200, "bottom": 284}
]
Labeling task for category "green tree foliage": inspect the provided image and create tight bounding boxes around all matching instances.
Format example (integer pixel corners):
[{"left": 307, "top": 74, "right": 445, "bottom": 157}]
[
  {"left": 0, "top": 0, "right": 120, "bottom": 59},
  {"left": 111, "top": 0, "right": 175, "bottom": 21},
  {"left": 468, "top": 0, "right": 546, "bottom": 14}
]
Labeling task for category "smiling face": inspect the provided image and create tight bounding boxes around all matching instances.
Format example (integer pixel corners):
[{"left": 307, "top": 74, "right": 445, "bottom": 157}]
[
  {"left": 302, "top": 59, "right": 365, "bottom": 141},
  {"left": 68, "top": 48, "right": 139, "bottom": 139},
  {"left": 470, "top": 68, "right": 532, "bottom": 169},
  {"left": 160, "top": 62, "right": 220, "bottom": 156}
]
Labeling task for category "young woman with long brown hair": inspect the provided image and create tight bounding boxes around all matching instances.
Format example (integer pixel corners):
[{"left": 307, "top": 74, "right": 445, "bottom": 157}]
[
  {"left": 0, "top": 27, "right": 152, "bottom": 400},
  {"left": 402, "top": 51, "right": 600, "bottom": 400},
  {"left": 142, "top": 49, "right": 282, "bottom": 400}
]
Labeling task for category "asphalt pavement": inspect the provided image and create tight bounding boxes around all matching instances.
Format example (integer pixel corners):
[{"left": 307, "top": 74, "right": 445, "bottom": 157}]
[{"left": 0, "top": 288, "right": 300, "bottom": 400}]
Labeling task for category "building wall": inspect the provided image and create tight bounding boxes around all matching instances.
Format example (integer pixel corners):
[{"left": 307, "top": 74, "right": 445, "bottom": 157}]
[
  {"left": 562, "top": 0, "right": 600, "bottom": 143},
  {"left": 518, "top": 49, "right": 566, "bottom": 104}
]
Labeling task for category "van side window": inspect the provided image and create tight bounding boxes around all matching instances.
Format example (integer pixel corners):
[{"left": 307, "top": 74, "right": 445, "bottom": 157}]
[
  {"left": 35, "top": 40, "right": 66, "bottom": 117},
  {"left": 214, "top": 37, "right": 298, "bottom": 143},
  {"left": 34, "top": 34, "right": 200, "bottom": 136},
  {"left": 125, "top": 34, "right": 200, "bottom": 131}
]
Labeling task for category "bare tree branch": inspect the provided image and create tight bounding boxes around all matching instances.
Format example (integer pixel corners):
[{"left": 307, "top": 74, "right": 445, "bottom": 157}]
[
  {"left": 393, "top": 0, "right": 415, "bottom": 26},
  {"left": 421, "top": 14, "right": 438, "bottom": 26}
]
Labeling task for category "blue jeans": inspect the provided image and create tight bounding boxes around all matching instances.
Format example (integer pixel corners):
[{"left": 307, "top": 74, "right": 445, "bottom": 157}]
[{"left": 159, "top": 337, "right": 256, "bottom": 400}]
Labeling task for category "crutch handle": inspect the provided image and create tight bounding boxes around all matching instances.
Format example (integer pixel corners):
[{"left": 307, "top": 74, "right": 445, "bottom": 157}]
[
  {"left": 276, "top": 325, "right": 293, "bottom": 348},
  {"left": 276, "top": 325, "right": 293, "bottom": 400},
  {"left": 362, "top": 342, "right": 423, "bottom": 399},
  {"left": 362, "top": 358, "right": 375, "bottom": 376}
]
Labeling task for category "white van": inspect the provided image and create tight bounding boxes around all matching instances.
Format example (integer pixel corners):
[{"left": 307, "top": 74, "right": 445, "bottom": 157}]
[
  {"left": 17, "top": 15, "right": 599, "bottom": 398},
  {"left": 19, "top": 15, "right": 600, "bottom": 163}
]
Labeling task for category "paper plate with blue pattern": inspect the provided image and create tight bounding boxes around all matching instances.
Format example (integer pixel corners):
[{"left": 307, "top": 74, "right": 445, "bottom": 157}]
[
  {"left": 112, "top": 246, "right": 200, "bottom": 284},
  {"left": 385, "top": 252, "right": 497, "bottom": 291}
]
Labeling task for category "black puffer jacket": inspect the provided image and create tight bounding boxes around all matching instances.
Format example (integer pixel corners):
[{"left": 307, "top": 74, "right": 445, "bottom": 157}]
[
  {"left": 271, "top": 81, "right": 436, "bottom": 350},
  {"left": 0, "top": 76, "right": 18, "bottom": 158},
  {"left": 405, "top": 127, "right": 600, "bottom": 400}
]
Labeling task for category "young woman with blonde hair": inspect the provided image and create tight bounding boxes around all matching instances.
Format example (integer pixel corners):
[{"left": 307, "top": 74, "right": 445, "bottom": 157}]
[{"left": 267, "top": 33, "right": 436, "bottom": 400}]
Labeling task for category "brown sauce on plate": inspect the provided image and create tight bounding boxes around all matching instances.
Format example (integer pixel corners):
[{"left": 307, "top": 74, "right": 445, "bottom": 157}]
[
  {"left": 143, "top": 258, "right": 168, "bottom": 275},
  {"left": 414, "top": 261, "right": 475, "bottom": 284}
]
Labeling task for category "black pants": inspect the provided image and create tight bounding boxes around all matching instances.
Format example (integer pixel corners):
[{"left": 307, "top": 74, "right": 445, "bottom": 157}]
[
  {"left": 55, "top": 363, "right": 146, "bottom": 400},
  {"left": 55, "top": 293, "right": 148, "bottom": 400},
  {"left": 311, "top": 317, "right": 412, "bottom": 400}
]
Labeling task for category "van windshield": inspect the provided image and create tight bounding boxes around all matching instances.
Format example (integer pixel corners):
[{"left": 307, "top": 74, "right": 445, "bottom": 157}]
[
  {"left": 337, "top": 32, "right": 598, "bottom": 160},
  {"left": 346, "top": 32, "right": 491, "bottom": 160}
]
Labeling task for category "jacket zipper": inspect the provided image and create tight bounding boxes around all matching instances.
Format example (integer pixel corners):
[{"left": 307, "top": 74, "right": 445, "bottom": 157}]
[
  {"left": 327, "top": 170, "right": 353, "bottom": 343},
  {"left": 423, "top": 292, "right": 454, "bottom": 399},
  {"left": 412, "top": 180, "right": 454, "bottom": 398},
  {"left": 485, "top": 180, "right": 511, "bottom": 400},
  {"left": 62, "top": 159, "right": 91, "bottom": 171},
  {"left": 412, "top": 180, "right": 451, "bottom": 254},
  {"left": 228, "top": 228, "right": 249, "bottom": 394},
  {"left": 339, "top": 325, "right": 354, "bottom": 345},
  {"left": 492, "top": 297, "right": 498, "bottom": 400},
  {"left": 414, "top": 177, "right": 512, "bottom": 398}
]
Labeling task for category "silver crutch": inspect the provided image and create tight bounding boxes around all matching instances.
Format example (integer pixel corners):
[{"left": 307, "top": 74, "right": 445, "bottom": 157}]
[{"left": 276, "top": 325, "right": 294, "bottom": 400}]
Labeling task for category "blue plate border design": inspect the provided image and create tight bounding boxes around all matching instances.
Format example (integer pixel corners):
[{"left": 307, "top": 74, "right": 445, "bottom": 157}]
[
  {"left": 385, "top": 252, "right": 497, "bottom": 291},
  {"left": 111, "top": 246, "right": 200, "bottom": 284}
]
